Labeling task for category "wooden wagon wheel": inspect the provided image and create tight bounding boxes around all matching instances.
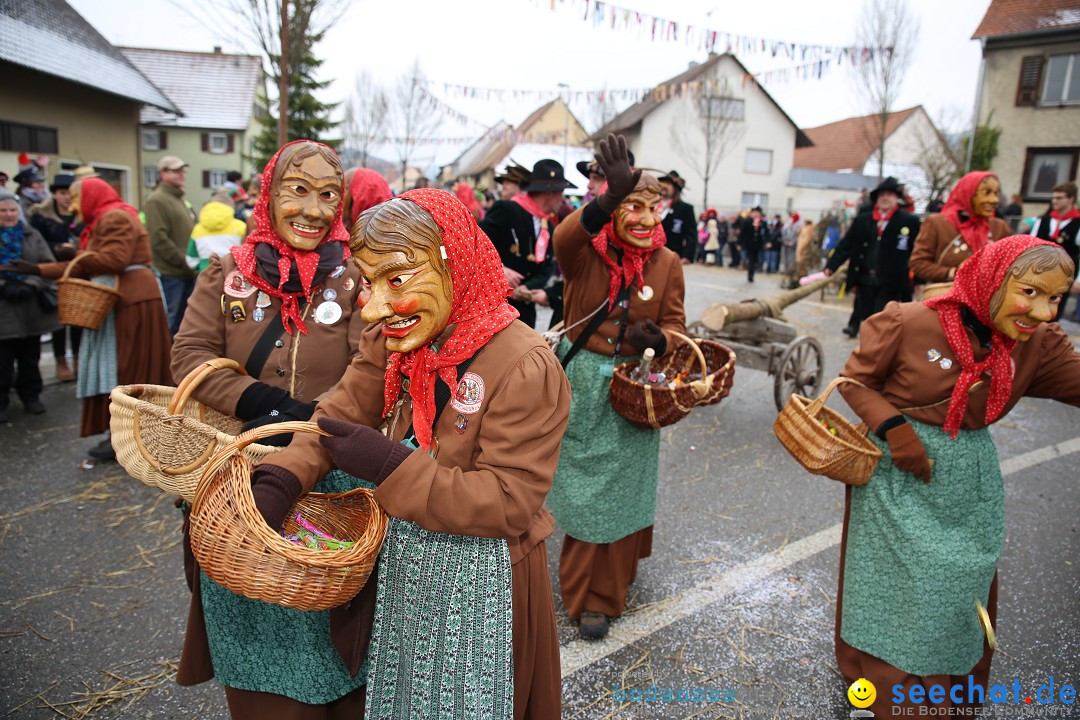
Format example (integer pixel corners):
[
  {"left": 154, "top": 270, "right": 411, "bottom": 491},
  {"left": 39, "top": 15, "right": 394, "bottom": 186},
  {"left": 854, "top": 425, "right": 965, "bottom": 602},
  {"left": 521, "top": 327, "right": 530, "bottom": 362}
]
[{"left": 773, "top": 335, "right": 824, "bottom": 411}]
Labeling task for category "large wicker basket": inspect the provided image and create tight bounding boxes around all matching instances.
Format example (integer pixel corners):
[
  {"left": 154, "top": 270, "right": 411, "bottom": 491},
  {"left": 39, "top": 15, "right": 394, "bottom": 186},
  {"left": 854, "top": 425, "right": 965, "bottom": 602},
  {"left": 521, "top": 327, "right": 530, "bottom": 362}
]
[
  {"left": 772, "top": 376, "right": 882, "bottom": 485},
  {"left": 57, "top": 252, "right": 122, "bottom": 330},
  {"left": 109, "top": 358, "right": 281, "bottom": 502},
  {"left": 190, "top": 421, "right": 388, "bottom": 611},
  {"left": 610, "top": 331, "right": 736, "bottom": 430}
]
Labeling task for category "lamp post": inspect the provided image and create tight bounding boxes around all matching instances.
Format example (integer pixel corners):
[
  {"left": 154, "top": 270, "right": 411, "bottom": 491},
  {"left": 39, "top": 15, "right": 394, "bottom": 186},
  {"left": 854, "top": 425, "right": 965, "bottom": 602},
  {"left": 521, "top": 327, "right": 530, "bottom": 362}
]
[{"left": 557, "top": 82, "right": 570, "bottom": 168}]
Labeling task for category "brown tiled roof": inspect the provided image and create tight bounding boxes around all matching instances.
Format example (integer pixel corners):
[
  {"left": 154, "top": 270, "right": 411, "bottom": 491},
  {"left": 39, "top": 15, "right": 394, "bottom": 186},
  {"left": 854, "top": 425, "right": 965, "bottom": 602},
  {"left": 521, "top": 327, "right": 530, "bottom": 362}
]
[
  {"left": 792, "top": 106, "right": 920, "bottom": 172},
  {"left": 591, "top": 53, "right": 811, "bottom": 147},
  {"left": 973, "top": 0, "right": 1080, "bottom": 39}
]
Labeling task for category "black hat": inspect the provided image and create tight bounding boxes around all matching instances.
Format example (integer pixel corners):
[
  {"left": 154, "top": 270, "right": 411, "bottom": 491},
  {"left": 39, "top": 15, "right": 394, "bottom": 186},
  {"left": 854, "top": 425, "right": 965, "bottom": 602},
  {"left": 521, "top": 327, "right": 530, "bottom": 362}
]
[
  {"left": 494, "top": 164, "right": 530, "bottom": 186},
  {"left": 523, "top": 159, "right": 576, "bottom": 193},
  {"left": 576, "top": 150, "right": 636, "bottom": 180},
  {"left": 659, "top": 169, "right": 687, "bottom": 191},
  {"left": 49, "top": 174, "right": 75, "bottom": 192},
  {"left": 870, "top": 176, "right": 902, "bottom": 202},
  {"left": 14, "top": 168, "right": 45, "bottom": 186}
]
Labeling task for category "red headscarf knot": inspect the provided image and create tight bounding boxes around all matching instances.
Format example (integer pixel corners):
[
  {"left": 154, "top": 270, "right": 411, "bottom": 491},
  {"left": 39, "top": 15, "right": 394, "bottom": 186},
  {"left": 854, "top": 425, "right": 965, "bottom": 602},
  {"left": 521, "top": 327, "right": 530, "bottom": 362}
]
[
  {"left": 381, "top": 188, "right": 519, "bottom": 451},
  {"left": 230, "top": 140, "right": 350, "bottom": 335},
  {"left": 591, "top": 220, "right": 667, "bottom": 308},
  {"left": 924, "top": 234, "right": 1059, "bottom": 438}
]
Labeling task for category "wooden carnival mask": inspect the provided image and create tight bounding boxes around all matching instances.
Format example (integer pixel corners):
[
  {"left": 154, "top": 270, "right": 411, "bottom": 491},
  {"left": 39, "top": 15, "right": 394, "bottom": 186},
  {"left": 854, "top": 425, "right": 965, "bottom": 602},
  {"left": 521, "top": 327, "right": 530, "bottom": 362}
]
[
  {"left": 971, "top": 176, "right": 1000, "bottom": 220},
  {"left": 352, "top": 200, "right": 454, "bottom": 354},
  {"left": 990, "top": 247, "right": 1071, "bottom": 342},
  {"left": 269, "top": 143, "right": 344, "bottom": 251},
  {"left": 613, "top": 175, "right": 664, "bottom": 249}
]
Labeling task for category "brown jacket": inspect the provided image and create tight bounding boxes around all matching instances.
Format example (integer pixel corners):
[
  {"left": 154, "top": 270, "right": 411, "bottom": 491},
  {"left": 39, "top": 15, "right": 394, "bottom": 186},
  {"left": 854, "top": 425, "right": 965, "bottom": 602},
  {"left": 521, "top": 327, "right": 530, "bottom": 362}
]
[
  {"left": 839, "top": 301, "right": 1080, "bottom": 433},
  {"left": 908, "top": 214, "right": 1013, "bottom": 283},
  {"left": 171, "top": 252, "right": 365, "bottom": 413},
  {"left": 40, "top": 209, "right": 162, "bottom": 307},
  {"left": 554, "top": 207, "right": 686, "bottom": 356},
  {"left": 267, "top": 320, "right": 572, "bottom": 565}
]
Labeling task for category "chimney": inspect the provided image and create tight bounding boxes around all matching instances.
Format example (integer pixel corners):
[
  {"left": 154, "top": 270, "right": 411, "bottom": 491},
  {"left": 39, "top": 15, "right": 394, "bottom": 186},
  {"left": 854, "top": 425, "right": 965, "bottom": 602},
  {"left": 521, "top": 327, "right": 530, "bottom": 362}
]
[{"left": 213, "top": 46, "right": 222, "bottom": 53}]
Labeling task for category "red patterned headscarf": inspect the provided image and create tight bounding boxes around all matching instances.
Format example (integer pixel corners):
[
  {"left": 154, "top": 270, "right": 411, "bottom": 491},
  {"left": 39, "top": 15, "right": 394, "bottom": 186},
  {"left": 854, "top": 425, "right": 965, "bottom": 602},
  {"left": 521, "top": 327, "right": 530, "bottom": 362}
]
[
  {"left": 924, "top": 235, "right": 1058, "bottom": 439},
  {"left": 941, "top": 171, "right": 998, "bottom": 255},
  {"left": 347, "top": 168, "right": 392, "bottom": 227},
  {"left": 77, "top": 178, "right": 139, "bottom": 249},
  {"left": 231, "top": 140, "right": 350, "bottom": 334},
  {"left": 380, "top": 188, "right": 519, "bottom": 451}
]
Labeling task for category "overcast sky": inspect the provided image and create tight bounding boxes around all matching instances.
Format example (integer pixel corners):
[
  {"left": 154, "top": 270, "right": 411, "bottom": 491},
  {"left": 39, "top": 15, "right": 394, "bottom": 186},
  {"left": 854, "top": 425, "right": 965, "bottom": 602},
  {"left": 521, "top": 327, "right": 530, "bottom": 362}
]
[{"left": 69, "top": 0, "right": 991, "bottom": 171}]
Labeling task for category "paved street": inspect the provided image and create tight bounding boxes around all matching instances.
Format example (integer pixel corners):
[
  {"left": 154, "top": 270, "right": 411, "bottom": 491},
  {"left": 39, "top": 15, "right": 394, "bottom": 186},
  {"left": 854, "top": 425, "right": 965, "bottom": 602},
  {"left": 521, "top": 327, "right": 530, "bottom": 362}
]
[{"left": 2, "top": 263, "right": 1078, "bottom": 719}]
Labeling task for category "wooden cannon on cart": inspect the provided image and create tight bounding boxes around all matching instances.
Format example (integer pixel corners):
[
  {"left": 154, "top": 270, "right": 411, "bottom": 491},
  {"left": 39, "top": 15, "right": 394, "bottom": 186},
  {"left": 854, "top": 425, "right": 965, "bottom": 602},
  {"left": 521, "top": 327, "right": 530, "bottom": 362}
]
[{"left": 687, "top": 274, "right": 840, "bottom": 411}]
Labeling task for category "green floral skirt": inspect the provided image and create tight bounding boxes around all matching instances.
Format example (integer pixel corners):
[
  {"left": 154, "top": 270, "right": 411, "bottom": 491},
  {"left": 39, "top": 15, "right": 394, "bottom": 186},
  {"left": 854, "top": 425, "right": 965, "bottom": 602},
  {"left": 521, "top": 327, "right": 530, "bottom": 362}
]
[
  {"left": 548, "top": 338, "right": 661, "bottom": 544},
  {"left": 840, "top": 419, "right": 1003, "bottom": 676}
]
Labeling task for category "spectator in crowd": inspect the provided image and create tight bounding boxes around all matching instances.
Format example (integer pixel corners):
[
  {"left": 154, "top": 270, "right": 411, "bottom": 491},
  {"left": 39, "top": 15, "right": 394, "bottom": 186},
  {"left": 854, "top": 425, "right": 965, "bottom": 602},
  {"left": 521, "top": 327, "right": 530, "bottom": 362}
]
[
  {"left": 825, "top": 177, "right": 921, "bottom": 338},
  {"left": 0, "top": 171, "right": 8, "bottom": 188},
  {"left": 494, "top": 164, "right": 530, "bottom": 201},
  {"left": 413, "top": 176, "right": 430, "bottom": 190},
  {"left": 1003, "top": 193, "right": 1023, "bottom": 218},
  {"left": 1030, "top": 181, "right": 1079, "bottom": 321},
  {"left": 796, "top": 218, "right": 816, "bottom": 278},
  {"left": 479, "top": 159, "right": 573, "bottom": 328},
  {"left": 763, "top": 213, "right": 783, "bottom": 273},
  {"left": 658, "top": 170, "right": 697, "bottom": 263},
  {"left": 0, "top": 189, "right": 59, "bottom": 421},
  {"left": 27, "top": 173, "right": 79, "bottom": 381},
  {"left": 926, "top": 192, "right": 946, "bottom": 214},
  {"left": 781, "top": 212, "right": 800, "bottom": 273},
  {"left": 145, "top": 156, "right": 196, "bottom": 335},
  {"left": 185, "top": 198, "right": 247, "bottom": 273},
  {"left": 738, "top": 206, "right": 769, "bottom": 282},
  {"left": 14, "top": 168, "right": 48, "bottom": 215},
  {"left": 856, "top": 188, "right": 872, "bottom": 215}
]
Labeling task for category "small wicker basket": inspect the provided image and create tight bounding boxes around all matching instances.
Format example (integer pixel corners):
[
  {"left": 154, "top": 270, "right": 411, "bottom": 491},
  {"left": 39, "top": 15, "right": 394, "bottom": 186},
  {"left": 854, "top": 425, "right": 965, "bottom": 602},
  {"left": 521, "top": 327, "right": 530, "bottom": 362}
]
[
  {"left": 190, "top": 421, "right": 388, "bottom": 611},
  {"left": 772, "top": 376, "right": 882, "bottom": 485},
  {"left": 57, "top": 252, "right": 122, "bottom": 330},
  {"left": 110, "top": 358, "right": 281, "bottom": 502},
  {"left": 609, "top": 331, "right": 736, "bottom": 430}
]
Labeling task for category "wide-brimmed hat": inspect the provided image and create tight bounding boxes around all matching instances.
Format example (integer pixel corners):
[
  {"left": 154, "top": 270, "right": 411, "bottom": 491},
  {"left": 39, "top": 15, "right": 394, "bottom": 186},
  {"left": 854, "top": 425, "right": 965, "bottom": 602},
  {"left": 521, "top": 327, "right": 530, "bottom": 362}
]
[
  {"left": 73, "top": 165, "right": 100, "bottom": 180},
  {"left": 523, "top": 159, "right": 576, "bottom": 192},
  {"left": 659, "top": 169, "right": 686, "bottom": 191},
  {"left": 494, "top": 164, "right": 530, "bottom": 186},
  {"left": 49, "top": 174, "right": 76, "bottom": 192},
  {"left": 870, "top": 176, "right": 902, "bottom": 202},
  {"left": 576, "top": 150, "right": 636, "bottom": 179}
]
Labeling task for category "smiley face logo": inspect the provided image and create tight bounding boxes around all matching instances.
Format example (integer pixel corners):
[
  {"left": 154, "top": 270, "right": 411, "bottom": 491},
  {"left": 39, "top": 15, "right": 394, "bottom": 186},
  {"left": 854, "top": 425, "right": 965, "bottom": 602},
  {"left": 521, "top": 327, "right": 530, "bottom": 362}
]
[{"left": 848, "top": 677, "right": 876, "bottom": 708}]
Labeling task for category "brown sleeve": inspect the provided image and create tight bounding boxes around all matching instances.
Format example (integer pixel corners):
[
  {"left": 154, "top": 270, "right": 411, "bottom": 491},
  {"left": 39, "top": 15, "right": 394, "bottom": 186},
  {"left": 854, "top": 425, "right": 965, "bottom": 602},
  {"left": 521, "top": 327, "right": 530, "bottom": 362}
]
[
  {"left": 553, "top": 208, "right": 597, "bottom": 282},
  {"left": 838, "top": 302, "right": 905, "bottom": 431},
  {"left": 1024, "top": 323, "right": 1080, "bottom": 406},
  {"left": 908, "top": 215, "right": 953, "bottom": 282},
  {"left": 39, "top": 212, "right": 136, "bottom": 280},
  {"left": 263, "top": 323, "right": 389, "bottom": 491},
  {"left": 657, "top": 255, "right": 687, "bottom": 355},
  {"left": 990, "top": 217, "right": 1013, "bottom": 241},
  {"left": 373, "top": 345, "right": 571, "bottom": 539},
  {"left": 169, "top": 254, "right": 257, "bottom": 409}
]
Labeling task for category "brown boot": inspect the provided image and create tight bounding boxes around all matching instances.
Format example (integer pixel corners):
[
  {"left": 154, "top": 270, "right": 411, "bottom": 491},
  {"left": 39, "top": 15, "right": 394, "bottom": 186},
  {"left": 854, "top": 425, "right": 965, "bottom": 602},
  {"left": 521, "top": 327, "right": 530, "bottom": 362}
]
[{"left": 55, "top": 357, "right": 75, "bottom": 382}]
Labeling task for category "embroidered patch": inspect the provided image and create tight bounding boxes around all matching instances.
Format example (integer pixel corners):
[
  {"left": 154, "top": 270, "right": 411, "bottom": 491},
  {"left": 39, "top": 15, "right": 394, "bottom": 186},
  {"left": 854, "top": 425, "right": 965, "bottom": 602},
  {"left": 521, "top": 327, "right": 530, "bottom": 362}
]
[
  {"left": 450, "top": 372, "right": 485, "bottom": 415},
  {"left": 224, "top": 270, "right": 256, "bottom": 298}
]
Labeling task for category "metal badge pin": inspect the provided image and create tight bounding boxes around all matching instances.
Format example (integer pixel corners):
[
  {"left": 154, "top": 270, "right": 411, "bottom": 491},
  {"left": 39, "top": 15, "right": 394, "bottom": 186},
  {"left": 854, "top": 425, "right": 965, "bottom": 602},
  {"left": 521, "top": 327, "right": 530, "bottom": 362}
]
[
  {"left": 323, "top": 288, "right": 338, "bottom": 302},
  {"left": 927, "top": 349, "right": 941, "bottom": 362},
  {"left": 330, "top": 265, "right": 346, "bottom": 278},
  {"left": 638, "top": 285, "right": 654, "bottom": 301},
  {"left": 342, "top": 277, "right": 355, "bottom": 291},
  {"left": 255, "top": 291, "right": 272, "bottom": 308},
  {"left": 315, "top": 301, "right": 342, "bottom": 325},
  {"left": 228, "top": 300, "right": 247, "bottom": 323},
  {"left": 939, "top": 358, "right": 953, "bottom": 370},
  {"left": 253, "top": 307, "right": 265, "bottom": 322},
  {"left": 454, "top": 414, "right": 468, "bottom": 433}
]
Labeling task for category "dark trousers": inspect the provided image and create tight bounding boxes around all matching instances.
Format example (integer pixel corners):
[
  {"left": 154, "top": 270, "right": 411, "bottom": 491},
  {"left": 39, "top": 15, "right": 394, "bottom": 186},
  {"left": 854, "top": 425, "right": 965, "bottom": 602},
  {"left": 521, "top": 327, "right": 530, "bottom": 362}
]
[
  {"left": 850, "top": 284, "right": 907, "bottom": 335},
  {"left": 746, "top": 249, "right": 760, "bottom": 282},
  {"left": 51, "top": 325, "right": 82, "bottom": 358},
  {"left": 160, "top": 275, "right": 196, "bottom": 336},
  {"left": 729, "top": 242, "right": 740, "bottom": 267},
  {"left": 0, "top": 335, "right": 43, "bottom": 405}
]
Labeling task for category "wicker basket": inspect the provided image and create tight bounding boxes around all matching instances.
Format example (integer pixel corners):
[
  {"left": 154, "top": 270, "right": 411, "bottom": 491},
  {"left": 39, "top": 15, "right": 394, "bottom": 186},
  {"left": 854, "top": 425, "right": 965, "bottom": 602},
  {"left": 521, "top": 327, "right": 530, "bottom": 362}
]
[
  {"left": 772, "top": 376, "right": 882, "bottom": 485},
  {"left": 57, "top": 252, "right": 122, "bottom": 330},
  {"left": 109, "top": 358, "right": 281, "bottom": 502},
  {"left": 190, "top": 421, "right": 388, "bottom": 611},
  {"left": 609, "top": 331, "right": 736, "bottom": 430}
]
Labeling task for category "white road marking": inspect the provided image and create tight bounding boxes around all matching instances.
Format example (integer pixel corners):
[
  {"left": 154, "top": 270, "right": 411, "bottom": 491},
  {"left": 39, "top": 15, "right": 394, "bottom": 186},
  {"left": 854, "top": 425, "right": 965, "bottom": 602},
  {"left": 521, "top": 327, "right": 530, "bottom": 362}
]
[{"left": 561, "top": 436, "right": 1080, "bottom": 676}]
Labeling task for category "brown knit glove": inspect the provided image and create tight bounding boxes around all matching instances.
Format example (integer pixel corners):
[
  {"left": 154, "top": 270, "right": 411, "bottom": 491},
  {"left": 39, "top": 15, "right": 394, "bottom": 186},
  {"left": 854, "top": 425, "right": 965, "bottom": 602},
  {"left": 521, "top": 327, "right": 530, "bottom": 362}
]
[
  {"left": 885, "top": 423, "right": 932, "bottom": 484},
  {"left": 250, "top": 464, "right": 303, "bottom": 530}
]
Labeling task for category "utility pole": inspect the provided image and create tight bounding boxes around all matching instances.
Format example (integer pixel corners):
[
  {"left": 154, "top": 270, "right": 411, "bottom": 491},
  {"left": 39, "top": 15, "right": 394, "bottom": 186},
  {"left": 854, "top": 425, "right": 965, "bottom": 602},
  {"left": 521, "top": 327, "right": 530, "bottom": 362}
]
[
  {"left": 557, "top": 82, "right": 569, "bottom": 168},
  {"left": 277, "top": 0, "right": 289, "bottom": 148}
]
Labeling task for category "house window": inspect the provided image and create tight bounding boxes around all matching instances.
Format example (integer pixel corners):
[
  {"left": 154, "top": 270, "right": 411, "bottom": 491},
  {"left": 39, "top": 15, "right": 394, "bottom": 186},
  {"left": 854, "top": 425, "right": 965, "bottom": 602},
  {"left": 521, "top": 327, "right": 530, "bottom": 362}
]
[
  {"left": 205, "top": 169, "right": 229, "bottom": 188},
  {"left": 1021, "top": 147, "right": 1080, "bottom": 201},
  {"left": 741, "top": 192, "right": 768, "bottom": 209},
  {"left": 1041, "top": 53, "right": 1080, "bottom": 104},
  {"left": 698, "top": 96, "right": 744, "bottom": 120},
  {"left": 0, "top": 120, "right": 58, "bottom": 154},
  {"left": 142, "top": 130, "right": 160, "bottom": 151},
  {"left": 744, "top": 149, "right": 773, "bottom": 174},
  {"left": 143, "top": 165, "right": 159, "bottom": 188},
  {"left": 208, "top": 132, "right": 228, "bottom": 154}
]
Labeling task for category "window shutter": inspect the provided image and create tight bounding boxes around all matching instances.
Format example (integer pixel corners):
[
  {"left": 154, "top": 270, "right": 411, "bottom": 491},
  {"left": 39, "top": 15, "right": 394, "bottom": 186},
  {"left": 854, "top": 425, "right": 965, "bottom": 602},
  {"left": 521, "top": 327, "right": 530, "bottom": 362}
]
[
  {"left": 227, "top": 134, "right": 235, "bottom": 153},
  {"left": 201, "top": 133, "right": 209, "bottom": 152},
  {"left": 159, "top": 130, "right": 167, "bottom": 150},
  {"left": 202, "top": 170, "right": 210, "bottom": 188},
  {"left": 1016, "top": 56, "right": 1043, "bottom": 106}
]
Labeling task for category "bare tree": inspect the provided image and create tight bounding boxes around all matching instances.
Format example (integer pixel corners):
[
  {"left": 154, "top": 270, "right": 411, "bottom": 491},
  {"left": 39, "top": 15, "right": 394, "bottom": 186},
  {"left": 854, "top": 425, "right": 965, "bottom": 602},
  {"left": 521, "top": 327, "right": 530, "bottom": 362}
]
[
  {"left": 915, "top": 108, "right": 961, "bottom": 205},
  {"left": 670, "top": 76, "right": 747, "bottom": 210},
  {"left": 851, "top": 0, "right": 919, "bottom": 181},
  {"left": 387, "top": 61, "right": 442, "bottom": 191},
  {"left": 343, "top": 71, "right": 389, "bottom": 168}
]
